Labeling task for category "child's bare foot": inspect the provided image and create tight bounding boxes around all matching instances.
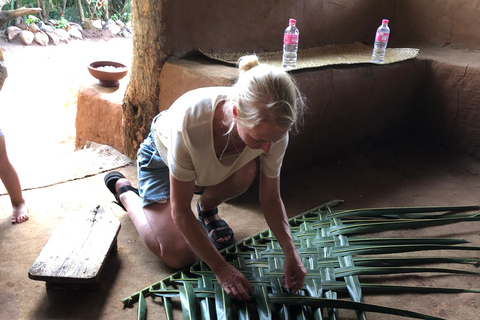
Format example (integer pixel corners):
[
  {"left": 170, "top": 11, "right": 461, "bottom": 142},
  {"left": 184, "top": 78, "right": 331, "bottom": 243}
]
[{"left": 11, "top": 202, "right": 28, "bottom": 224}]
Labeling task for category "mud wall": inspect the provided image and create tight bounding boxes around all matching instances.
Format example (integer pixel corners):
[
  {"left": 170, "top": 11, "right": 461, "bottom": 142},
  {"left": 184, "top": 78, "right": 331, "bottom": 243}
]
[
  {"left": 158, "top": 0, "right": 480, "bottom": 162},
  {"left": 394, "top": 0, "right": 480, "bottom": 50},
  {"left": 164, "top": 0, "right": 480, "bottom": 56}
]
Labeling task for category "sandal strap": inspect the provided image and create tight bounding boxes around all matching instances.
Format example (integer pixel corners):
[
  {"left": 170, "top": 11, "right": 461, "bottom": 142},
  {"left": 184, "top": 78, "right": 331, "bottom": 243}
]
[
  {"left": 114, "top": 185, "right": 139, "bottom": 210},
  {"left": 196, "top": 202, "right": 218, "bottom": 219},
  {"left": 104, "top": 171, "right": 126, "bottom": 195},
  {"left": 203, "top": 219, "right": 228, "bottom": 232},
  {"left": 210, "top": 227, "right": 234, "bottom": 241},
  {"left": 116, "top": 185, "right": 139, "bottom": 199},
  {"left": 196, "top": 201, "right": 235, "bottom": 249}
]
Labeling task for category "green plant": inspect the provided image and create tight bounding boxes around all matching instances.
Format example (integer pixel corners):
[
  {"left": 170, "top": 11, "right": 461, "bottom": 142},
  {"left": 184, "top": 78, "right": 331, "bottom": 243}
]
[
  {"left": 25, "top": 14, "right": 40, "bottom": 25},
  {"left": 85, "top": 0, "right": 105, "bottom": 20},
  {"left": 63, "top": 6, "right": 81, "bottom": 24},
  {"left": 110, "top": 13, "right": 119, "bottom": 21},
  {"left": 56, "top": 17, "right": 69, "bottom": 29},
  {"left": 109, "top": 0, "right": 130, "bottom": 22}
]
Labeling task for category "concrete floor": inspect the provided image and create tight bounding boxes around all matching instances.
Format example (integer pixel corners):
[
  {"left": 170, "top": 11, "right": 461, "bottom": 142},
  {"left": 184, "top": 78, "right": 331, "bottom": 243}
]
[
  {"left": 1, "top": 37, "right": 479, "bottom": 320},
  {"left": 1, "top": 140, "right": 480, "bottom": 320}
]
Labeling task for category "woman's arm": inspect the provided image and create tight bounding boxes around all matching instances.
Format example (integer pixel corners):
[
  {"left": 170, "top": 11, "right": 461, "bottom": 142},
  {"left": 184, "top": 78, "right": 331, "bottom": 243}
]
[
  {"left": 259, "top": 172, "right": 307, "bottom": 292},
  {"left": 169, "top": 175, "right": 253, "bottom": 300}
]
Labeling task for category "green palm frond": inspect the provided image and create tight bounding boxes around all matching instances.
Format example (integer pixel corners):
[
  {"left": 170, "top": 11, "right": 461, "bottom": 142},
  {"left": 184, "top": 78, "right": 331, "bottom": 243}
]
[
  {"left": 123, "top": 202, "right": 480, "bottom": 320},
  {"left": 137, "top": 292, "right": 147, "bottom": 320}
]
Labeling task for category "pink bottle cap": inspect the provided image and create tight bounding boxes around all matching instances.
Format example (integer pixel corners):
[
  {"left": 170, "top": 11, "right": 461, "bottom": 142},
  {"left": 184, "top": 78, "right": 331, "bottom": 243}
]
[
  {"left": 382, "top": 19, "right": 389, "bottom": 24},
  {"left": 289, "top": 18, "right": 296, "bottom": 25}
]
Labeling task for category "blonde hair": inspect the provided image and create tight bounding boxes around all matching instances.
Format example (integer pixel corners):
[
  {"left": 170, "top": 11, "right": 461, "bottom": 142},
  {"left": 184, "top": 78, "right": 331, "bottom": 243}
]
[{"left": 226, "top": 55, "right": 306, "bottom": 134}]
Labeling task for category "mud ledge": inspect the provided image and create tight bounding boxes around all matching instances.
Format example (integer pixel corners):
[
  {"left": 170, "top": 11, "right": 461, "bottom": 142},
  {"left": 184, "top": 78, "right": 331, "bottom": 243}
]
[{"left": 76, "top": 43, "right": 480, "bottom": 169}]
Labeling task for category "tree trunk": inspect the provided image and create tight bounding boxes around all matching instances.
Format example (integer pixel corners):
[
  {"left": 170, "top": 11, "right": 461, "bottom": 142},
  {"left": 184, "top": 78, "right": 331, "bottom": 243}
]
[
  {"left": 104, "top": 0, "right": 109, "bottom": 20},
  {"left": 14, "top": 0, "right": 21, "bottom": 25},
  {"left": 0, "top": 7, "right": 42, "bottom": 29},
  {"left": 76, "top": 0, "right": 84, "bottom": 24},
  {"left": 37, "top": 0, "right": 47, "bottom": 21},
  {"left": 121, "top": 0, "right": 172, "bottom": 159}
]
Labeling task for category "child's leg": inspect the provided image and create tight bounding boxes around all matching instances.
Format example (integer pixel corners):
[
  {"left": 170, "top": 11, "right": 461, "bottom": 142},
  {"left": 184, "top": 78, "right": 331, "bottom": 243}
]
[{"left": 0, "top": 135, "right": 28, "bottom": 224}]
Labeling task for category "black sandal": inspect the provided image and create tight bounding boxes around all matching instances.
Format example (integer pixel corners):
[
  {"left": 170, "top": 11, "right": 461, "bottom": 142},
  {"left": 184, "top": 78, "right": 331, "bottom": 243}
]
[
  {"left": 196, "top": 201, "right": 235, "bottom": 250},
  {"left": 104, "top": 171, "right": 139, "bottom": 211}
]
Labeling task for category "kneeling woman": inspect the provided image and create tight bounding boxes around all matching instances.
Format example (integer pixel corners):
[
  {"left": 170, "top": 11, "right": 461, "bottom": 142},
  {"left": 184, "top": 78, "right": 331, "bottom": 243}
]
[{"left": 105, "top": 55, "right": 307, "bottom": 301}]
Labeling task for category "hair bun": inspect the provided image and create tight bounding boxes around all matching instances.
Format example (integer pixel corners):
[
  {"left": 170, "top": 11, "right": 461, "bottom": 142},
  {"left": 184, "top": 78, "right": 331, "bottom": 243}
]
[{"left": 237, "top": 55, "right": 260, "bottom": 74}]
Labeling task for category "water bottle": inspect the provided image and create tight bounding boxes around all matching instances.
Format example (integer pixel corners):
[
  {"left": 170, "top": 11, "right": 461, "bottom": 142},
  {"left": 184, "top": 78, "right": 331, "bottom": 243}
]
[
  {"left": 282, "top": 18, "right": 299, "bottom": 69},
  {"left": 371, "top": 19, "right": 390, "bottom": 63}
]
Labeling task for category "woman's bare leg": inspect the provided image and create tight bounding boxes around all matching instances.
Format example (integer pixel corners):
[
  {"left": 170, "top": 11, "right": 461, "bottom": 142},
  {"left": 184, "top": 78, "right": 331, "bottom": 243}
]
[
  {"left": 0, "top": 136, "right": 28, "bottom": 224},
  {"left": 197, "top": 160, "right": 257, "bottom": 243},
  {"left": 115, "top": 178, "right": 197, "bottom": 269}
]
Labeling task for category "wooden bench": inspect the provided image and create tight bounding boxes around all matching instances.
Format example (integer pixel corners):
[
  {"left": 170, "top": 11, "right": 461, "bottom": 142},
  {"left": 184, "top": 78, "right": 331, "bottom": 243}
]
[{"left": 28, "top": 206, "right": 121, "bottom": 290}]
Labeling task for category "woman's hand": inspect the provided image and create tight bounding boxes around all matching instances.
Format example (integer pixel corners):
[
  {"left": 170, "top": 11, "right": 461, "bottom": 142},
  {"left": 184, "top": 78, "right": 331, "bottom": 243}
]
[
  {"left": 283, "top": 253, "right": 307, "bottom": 293},
  {"left": 216, "top": 263, "right": 254, "bottom": 301}
]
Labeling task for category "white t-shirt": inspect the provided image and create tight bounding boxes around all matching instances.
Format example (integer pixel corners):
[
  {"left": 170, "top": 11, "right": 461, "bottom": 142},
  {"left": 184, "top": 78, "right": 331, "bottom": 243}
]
[{"left": 153, "top": 87, "right": 288, "bottom": 186}]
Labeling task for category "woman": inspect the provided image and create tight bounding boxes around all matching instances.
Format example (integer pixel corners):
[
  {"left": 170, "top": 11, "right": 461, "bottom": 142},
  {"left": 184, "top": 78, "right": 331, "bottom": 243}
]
[{"left": 105, "top": 55, "right": 307, "bottom": 300}]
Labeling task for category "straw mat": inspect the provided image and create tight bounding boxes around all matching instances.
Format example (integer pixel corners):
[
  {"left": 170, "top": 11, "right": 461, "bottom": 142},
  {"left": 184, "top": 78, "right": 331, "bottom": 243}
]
[
  {"left": 200, "top": 42, "right": 419, "bottom": 70},
  {"left": 0, "top": 141, "right": 133, "bottom": 194}
]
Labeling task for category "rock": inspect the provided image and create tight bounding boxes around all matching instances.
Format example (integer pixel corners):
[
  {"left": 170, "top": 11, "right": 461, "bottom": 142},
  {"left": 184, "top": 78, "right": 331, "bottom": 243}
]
[
  {"left": 53, "top": 28, "right": 70, "bottom": 42},
  {"left": 34, "top": 31, "right": 49, "bottom": 46},
  {"left": 36, "top": 21, "right": 46, "bottom": 31},
  {"left": 26, "top": 23, "right": 40, "bottom": 33},
  {"left": 7, "top": 26, "right": 22, "bottom": 41},
  {"left": 84, "top": 19, "right": 103, "bottom": 30},
  {"left": 43, "top": 25, "right": 56, "bottom": 33},
  {"left": 47, "top": 19, "right": 58, "bottom": 27},
  {"left": 46, "top": 32, "right": 60, "bottom": 45},
  {"left": 69, "top": 23, "right": 83, "bottom": 32},
  {"left": 121, "top": 28, "right": 132, "bottom": 38},
  {"left": 69, "top": 28, "right": 83, "bottom": 40},
  {"left": 106, "top": 23, "right": 121, "bottom": 36},
  {"left": 126, "top": 21, "right": 132, "bottom": 28},
  {"left": 19, "top": 30, "right": 34, "bottom": 45},
  {"left": 115, "top": 20, "right": 125, "bottom": 28}
]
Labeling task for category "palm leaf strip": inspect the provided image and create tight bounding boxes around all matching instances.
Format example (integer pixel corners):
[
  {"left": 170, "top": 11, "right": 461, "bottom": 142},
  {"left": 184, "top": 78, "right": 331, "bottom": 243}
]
[
  {"left": 332, "top": 219, "right": 366, "bottom": 320},
  {"left": 137, "top": 292, "right": 147, "bottom": 320},
  {"left": 268, "top": 293, "right": 445, "bottom": 320}
]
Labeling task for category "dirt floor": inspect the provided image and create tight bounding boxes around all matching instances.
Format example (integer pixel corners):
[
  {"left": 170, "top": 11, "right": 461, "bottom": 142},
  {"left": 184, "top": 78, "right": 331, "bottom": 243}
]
[{"left": 0, "top": 35, "right": 480, "bottom": 320}]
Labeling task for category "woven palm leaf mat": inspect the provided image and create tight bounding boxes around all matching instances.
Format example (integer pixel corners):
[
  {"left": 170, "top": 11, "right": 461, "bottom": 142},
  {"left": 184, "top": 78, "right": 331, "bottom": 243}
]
[
  {"left": 123, "top": 200, "right": 480, "bottom": 320},
  {"left": 200, "top": 42, "right": 419, "bottom": 70},
  {"left": 0, "top": 141, "right": 133, "bottom": 195}
]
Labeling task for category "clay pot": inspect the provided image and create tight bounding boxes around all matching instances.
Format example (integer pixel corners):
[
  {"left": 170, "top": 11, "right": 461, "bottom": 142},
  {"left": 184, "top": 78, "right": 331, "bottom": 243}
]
[{"left": 88, "top": 61, "right": 128, "bottom": 87}]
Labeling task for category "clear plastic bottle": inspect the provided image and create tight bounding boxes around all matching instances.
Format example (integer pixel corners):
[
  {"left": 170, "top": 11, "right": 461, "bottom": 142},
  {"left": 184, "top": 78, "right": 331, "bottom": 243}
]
[
  {"left": 282, "top": 18, "right": 299, "bottom": 69},
  {"left": 371, "top": 19, "right": 390, "bottom": 63}
]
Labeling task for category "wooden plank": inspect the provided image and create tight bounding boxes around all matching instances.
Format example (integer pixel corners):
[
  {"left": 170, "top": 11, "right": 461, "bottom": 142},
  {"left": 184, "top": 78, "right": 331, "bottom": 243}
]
[{"left": 28, "top": 206, "right": 121, "bottom": 285}]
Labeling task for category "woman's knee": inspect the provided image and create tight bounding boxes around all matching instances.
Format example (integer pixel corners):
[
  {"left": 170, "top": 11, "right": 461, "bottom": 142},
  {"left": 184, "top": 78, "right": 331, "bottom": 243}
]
[
  {"left": 144, "top": 235, "right": 196, "bottom": 269},
  {"left": 160, "top": 241, "right": 197, "bottom": 269},
  {"left": 141, "top": 212, "right": 197, "bottom": 269}
]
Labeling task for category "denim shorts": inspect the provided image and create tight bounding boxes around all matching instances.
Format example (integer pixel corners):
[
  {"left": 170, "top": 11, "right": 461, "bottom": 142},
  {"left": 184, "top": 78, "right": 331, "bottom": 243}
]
[{"left": 137, "top": 113, "right": 170, "bottom": 207}]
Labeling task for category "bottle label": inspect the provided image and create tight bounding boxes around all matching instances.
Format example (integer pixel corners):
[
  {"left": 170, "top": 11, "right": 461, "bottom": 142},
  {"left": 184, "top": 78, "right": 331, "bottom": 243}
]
[
  {"left": 375, "top": 31, "right": 389, "bottom": 43},
  {"left": 284, "top": 34, "right": 299, "bottom": 45}
]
